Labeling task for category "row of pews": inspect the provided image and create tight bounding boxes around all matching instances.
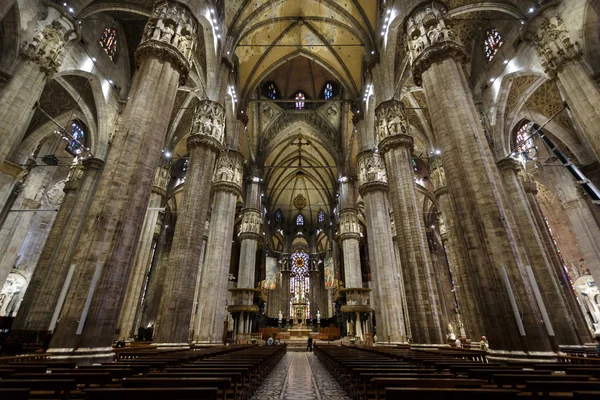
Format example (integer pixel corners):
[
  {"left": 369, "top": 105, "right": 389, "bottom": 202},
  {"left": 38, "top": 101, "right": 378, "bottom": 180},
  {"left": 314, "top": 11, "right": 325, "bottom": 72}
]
[
  {"left": 314, "top": 343, "right": 600, "bottom": 399},
  {"left": 0, "top": 343, "right": 286, "bottom": 399}
]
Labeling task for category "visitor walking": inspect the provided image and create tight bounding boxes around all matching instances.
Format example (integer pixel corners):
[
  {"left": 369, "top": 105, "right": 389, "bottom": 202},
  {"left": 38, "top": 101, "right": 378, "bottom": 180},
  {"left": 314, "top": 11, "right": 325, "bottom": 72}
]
[{"left": 306, "top": 336, "right": 313, "bottom": 352}]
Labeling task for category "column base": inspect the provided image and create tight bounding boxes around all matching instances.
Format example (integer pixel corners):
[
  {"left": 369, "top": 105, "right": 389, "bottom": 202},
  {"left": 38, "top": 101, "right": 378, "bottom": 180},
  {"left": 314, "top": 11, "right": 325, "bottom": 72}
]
[
  {"left": 152, "top": 342, "right": 191, "bottom": 350},
  {"left": 46, "top": 347, "right": 115, "bottom": 365}
]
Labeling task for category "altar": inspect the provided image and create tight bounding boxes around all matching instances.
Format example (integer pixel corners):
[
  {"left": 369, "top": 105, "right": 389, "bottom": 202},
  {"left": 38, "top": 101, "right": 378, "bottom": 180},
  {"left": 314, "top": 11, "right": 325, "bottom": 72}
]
[{"left": 288, "top": 328, "right": 312, "bottom": 338}]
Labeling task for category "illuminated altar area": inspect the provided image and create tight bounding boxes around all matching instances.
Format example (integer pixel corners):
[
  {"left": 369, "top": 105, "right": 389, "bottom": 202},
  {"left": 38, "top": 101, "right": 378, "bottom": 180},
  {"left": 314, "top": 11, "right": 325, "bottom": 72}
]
[{"left": 288, "top": 250, "right": 312, "bottom": 337}]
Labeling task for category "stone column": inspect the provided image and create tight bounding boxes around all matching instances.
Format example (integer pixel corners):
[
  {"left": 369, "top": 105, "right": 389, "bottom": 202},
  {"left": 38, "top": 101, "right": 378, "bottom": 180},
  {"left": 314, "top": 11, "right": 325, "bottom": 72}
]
[
  {"left": 0, "top": 4, "right": 78, "bottom": 164},
  {"left": 338, "top": 179, "right": 372, "bottom": 340},
  {"left": 47, "top": 1, "right": 199, "bottom": 357},
  {"left": 117, "top": 160, "right": 170, "bottom": 339},
  {"left": 530, "top": 10, "right": 600, "bottom": 162},
  {"left": 522, "top": 175, "right": 590, "bottom": 342},
  {"left": 406, "top": 3, "right": 552, "bottom": 351},
  {"left": 228, "top": 178, "right": 262, "bottom": 340},
  {"left": 194, "top": 151, "right": 244, "bottom": 343},
  {"left": 12, "top": 157, "right": 104, "bottom": 332},
  {"left": 357, "top": 150, "right": 406, "bottom": 343},
  {"left": 154, "top": 101, "right": 225, "bottom": 346},
  {"left": 376, "top": 101, "right": 444, "bottom": 344},
  {"left": 429, "top": 156, "right": 484, "bottom": 340}
]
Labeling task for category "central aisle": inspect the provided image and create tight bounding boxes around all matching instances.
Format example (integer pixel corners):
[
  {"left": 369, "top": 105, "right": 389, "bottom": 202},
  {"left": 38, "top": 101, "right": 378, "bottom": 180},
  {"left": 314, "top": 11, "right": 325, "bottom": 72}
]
[{"left": 251, "top": 351, "right": 350, "bottom": 400}]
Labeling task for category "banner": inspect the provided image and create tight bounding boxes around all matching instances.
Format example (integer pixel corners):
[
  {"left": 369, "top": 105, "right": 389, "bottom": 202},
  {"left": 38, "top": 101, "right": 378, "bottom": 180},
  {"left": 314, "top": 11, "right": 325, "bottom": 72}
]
[
  {"left": 264, "top": 256, "right": 277, "bottom": 290},
  {"left": 324, "top": 256, "right": 335, "bottom": 288}
]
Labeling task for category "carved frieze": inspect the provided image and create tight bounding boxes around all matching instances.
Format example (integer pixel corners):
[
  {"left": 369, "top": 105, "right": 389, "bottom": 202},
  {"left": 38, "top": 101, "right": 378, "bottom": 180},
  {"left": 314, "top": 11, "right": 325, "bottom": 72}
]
[
  {"left": 239, "top": 209, "right": 262, "bottom": 239},
  {"left": 22, "top": 12, "right": 78, "bottom": 73},
  {"left": 188, "top": 100, "right": 225, "bottom": 152},
  {"left": 357, "top": 151, "right": 388, "bottom": 195},
  {"left": 338, "top": 209, "right": 360, "bottom": 240},
  {"left": 152, "top": 164, "right": 171, "bottom": 197},
  {"left": 375, "top": 100, "right": 408, "bottom": 142},
  {"left": 212, "top": 151, "right": 244, "bottom": 195},
  {"left": 531, "top": 14, "right": 580, "bottom": 75},
  {"left": 405, "top": 4, "right": 467, "bottom": 85},
  {"left": 136, "top": 0, "right": 199, "bottom": 81}
]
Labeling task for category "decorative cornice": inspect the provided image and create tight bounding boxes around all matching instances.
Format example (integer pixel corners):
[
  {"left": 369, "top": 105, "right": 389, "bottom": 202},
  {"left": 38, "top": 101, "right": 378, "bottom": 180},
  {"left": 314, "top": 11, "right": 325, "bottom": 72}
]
[
  {"left": 412, "top": 41, "right": 467, "bottom": 86},
  {"left": 358, "top": 180, "right": 388, "bottom": 196},
  {"left": 151, "top": 186, "right": 168, "bottom": 198},
  {"left": 212, "top": 181, "right": 242, "bottom": 196},
  {"left": 378, "top": 134, "right": 414, "bottom": 154},
  {"left": 187, "top": 134, "right": 222, "bottom": 153}
]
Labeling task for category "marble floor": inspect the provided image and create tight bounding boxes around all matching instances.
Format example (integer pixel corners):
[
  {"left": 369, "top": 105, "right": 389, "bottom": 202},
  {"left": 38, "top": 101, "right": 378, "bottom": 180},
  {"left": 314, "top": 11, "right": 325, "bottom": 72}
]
[{"left": 250, "top": 351, "right": 350, "bottom": 400}]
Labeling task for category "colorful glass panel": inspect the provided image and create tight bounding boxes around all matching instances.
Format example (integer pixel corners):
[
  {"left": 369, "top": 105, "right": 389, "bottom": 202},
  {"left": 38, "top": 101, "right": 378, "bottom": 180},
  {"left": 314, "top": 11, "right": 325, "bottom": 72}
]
[
  {"left": 99, "top": 27, "right": 118, "bottom": 61},
  {"left": 485, "top": 28, "right": 503, "bottom": 61}
]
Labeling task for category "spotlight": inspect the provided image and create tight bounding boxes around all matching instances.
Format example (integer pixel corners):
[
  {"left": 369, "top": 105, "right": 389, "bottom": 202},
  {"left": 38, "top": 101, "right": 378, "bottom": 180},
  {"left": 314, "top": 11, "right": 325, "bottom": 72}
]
[
  {"left": 528, "top": 7, "right": 534, "bottom": 13},
  {"left": 165, "top": 152, "right": 172, "bottom": 158}
]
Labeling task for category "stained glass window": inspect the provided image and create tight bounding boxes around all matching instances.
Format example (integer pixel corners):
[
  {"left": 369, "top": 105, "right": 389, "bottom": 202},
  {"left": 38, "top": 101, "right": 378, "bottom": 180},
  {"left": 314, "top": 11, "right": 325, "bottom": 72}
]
[
  {"left": 324, "top": 83, "right": 333, "bottom": 100},
  {"left": 485, "top": 28, "right": 503, "bottom": 62},
  {"left": 515, "top": 123, "right": 537, "bottom": 160},
  {"left": 296, "top": 213, "right": 304, "bottom": 226},
  {"left": 318, "top": 210, "right": 325, "bottom": 223},
  {"left": 275, "top": 209, "right": 283, "bottom": 223},
  {"left": 99, "top": 27, "right": 118, "bottom": 61},
  {"left": 290, "top": 250, "right": 310, "bottom": 318},
  {"left": 66, "top": 121, "right": 85, "bottom": 156},
  {"left": 295, "top": 91, "right": 305, "bottom": 110},
  {"left": 267, "top": 83, "right": 277, "bottom": 99}
]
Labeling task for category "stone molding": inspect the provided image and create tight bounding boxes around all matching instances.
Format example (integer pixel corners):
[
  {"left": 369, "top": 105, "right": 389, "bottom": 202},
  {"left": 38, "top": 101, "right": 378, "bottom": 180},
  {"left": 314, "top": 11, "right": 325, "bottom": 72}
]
[
  {"left": 339, "top": 209, "right": 361, "bottom": 241},
  {"left": 239, "top": 208, "right": 262, "bottom": 240},
  {"left": 152, "top": 164, "right": 171, "bottom": 194},
  {"left": 135, "top": 0, "right": 199, "bottom": 82},
  {"left": 497, "top": 157, "right": 522, "bottom": 172},
  {"left": 375, "top": 99, "right": 408, "bottom": 143},
  {"left": 530, "top": 10, "right": 581, "bottom": 76},
  {"left": 212, "top": 151, "right": 244, "bottom": 196},
  {"left": 405, "top": 4, "right": 466, "bottom": 86},
  {"left": 523, "top": 176, "right": 539, "bottom": 195},
  {"left": 434, "top": 186, "right": 449, "bottom": 198},
  {"left": 22, "top": 6, "right": 78, "bottom": 73},
  {"left": 378, "top": 134, "right": 414, "bottom": 155},
  {"left": 187, "top": 135, "right": 222, "bottom": 153},
  {"left": 357, "top": 150, "right": 388, "bottom": 194},
  {"left": 151, "top": 186, "right": 168, "bottom": 198}
]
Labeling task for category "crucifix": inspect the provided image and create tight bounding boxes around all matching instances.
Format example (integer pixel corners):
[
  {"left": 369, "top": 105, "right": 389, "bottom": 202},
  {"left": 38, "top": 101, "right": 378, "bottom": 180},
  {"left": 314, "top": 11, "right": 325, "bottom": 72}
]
[{"left": 292, "top": 136, "right": 310, "bottom": 168}]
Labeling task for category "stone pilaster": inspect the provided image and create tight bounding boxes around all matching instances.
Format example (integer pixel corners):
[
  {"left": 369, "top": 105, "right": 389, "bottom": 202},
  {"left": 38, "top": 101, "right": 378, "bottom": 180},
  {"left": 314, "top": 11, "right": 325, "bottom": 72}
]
[
  {"left": 0, "top": 0, "right": 15, "bottom": 22},
  {"left": 118, "top": 160, "right": 170, "bottom": 339},
  {"left": 195, "top": 151, "right": 244, "bottom": 343},
  {"left": 406, "top": 3, "right": 552, "bottom": 351},
  {"left": 357, "top": 150, "right": 406, "bottom": 343},
  {"left": 47, "top": 0, "right": 199, "bottom": 356},
  {"left": 154, "top": 100, "right": 225, "bottom": 345},
  {"left": 529, "top": 9, "right": 600, "bottom": 162},
  {"left": 429, "top": 155, "right": 484, "bottom": 341},
  {"left": 376, "top": 100, "right": 444, "bottom": 344},
  {"left": 12, "top": 158, "right": 103, "bottom": 332},
  {"left": 522, "top": 175, "right": 591, "bottom": 343},
  {"left": 0, "top": 4, "right": 78, "bottom": 164}
]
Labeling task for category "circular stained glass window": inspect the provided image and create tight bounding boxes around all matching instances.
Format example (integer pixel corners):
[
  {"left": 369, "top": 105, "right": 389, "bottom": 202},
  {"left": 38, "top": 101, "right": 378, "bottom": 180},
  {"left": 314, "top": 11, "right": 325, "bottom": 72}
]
[{"left": 291, "top": 250, "right": 309, "bottom": 276}]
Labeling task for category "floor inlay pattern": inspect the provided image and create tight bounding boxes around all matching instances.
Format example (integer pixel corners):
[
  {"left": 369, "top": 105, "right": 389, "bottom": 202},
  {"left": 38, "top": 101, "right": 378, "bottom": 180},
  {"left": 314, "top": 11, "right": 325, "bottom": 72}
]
[{"left": 250, "top": 351, "right": 350, "bottom": 400}]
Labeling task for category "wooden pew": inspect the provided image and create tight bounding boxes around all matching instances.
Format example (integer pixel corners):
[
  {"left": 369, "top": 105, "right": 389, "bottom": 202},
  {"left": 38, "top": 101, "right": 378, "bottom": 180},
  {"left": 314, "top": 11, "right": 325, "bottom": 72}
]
[
  {"left": 11, "top": 372, "right": 113, "bottom": 387},
  {"left": 372, "top": 378, "right": 486, "bottom": 400},
  {"left": 147, "top": 372, "right": 245, "bottom": 399},
  {"left": 575, "top": 391, "right": 600, "bottom": 399},
  {"left": 385, "top": 387, "right": 520, "bottom": 400},
  {"left": 84, "top": 387, "right": 218, "bottom": 400},
  {"left": 120, "top": 377, "right": 231, "bottom": 400},
  {"left": 0, "top": 388, "right": 30, "bottom": 400},
  {"left": 492, "top": 373, "right": 591, "bottom": 388},
  {"left": 0, "top": 379, "right": 76, "bottom": 400},
  {"left": 526, "top": 380, "right": 600, "bottom": 397}
]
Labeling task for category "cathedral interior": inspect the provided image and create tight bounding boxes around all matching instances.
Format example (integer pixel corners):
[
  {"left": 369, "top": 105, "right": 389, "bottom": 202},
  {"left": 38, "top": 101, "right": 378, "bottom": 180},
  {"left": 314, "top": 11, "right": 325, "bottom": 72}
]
[{"left": 1, "top": 0, "right": 600, "bottom": 375}]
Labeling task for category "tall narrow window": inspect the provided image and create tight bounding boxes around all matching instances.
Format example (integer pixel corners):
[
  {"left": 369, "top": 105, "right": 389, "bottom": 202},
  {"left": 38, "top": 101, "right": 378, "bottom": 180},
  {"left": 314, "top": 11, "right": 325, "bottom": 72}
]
[
  {"left": 275, "top": 209, "right": 283, "bottom": 223},
  {"left": 317, "top": 210, "right": 325, "bottom": 223},
  {"left": 267, "top": 83, "right": 277, "bottom": 99},
  {"left": 324, "top": 83, "right": 333, "bottom": 100},
  {"left": 66, "top": 121, "right": 85, "bottom": 156},
  {"left": 295, "top": 91, "right": 305, "bottom": 110},
  {"left": 296, "top": 213, "right": 304, "bottom": 226},
  {"left": 515, "top": 123, "right": 537, "bottom": 160},
  {"left": 99, "top": 27, "right": 118, "bottom": 61},
  {"left": 485, "top": 28, "right": 503, "bottom": 61}
]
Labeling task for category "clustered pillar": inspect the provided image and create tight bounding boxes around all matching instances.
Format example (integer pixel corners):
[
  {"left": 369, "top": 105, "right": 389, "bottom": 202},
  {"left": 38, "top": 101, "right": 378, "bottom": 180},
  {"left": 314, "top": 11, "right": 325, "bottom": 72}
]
[
  {"left": 194, "top": 151, "right": 244, "bottom": 343},
  {"left": 46, "top": 0, "right": 199, "bottom": 358},
  {"left": 376, "top": 100, "right": 444, "bottom": 344},
  {"left": 154, "top": 100, "right": 225, "bottom": 346},
  {"left": 356, "top": 148, "right": 406, "bottom": 344},
  {"left": 229, "top": 177, "right": 262, "bottom": 343}
]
